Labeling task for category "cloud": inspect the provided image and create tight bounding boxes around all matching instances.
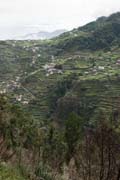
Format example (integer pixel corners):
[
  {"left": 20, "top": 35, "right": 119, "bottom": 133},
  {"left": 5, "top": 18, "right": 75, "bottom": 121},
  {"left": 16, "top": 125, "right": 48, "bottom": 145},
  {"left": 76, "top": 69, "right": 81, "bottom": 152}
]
[{"left": 0, "top": 0, "right": 119, "bottom": 38}]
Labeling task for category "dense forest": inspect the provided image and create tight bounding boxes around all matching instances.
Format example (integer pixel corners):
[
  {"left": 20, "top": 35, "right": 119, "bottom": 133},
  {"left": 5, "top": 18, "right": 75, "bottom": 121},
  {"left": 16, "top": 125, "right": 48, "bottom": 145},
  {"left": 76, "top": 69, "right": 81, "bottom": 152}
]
[{"left": 0, "top": 12, "right": 120, "bottom": 179}]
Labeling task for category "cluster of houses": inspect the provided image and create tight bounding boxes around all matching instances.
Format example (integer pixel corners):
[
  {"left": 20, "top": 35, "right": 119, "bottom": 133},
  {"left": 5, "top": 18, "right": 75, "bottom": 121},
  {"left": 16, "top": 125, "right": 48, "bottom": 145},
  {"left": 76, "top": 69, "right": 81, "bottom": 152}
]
[
  {"left": 30, "top": 54, "right": 41, "bottom": 66},
  {"left": 15, "top": 94, "right": 29, "bottom": 105},
  {"left": 0, "top": 89, "right": 7, "bottom": 94},
  {"left": 84, "top": 58, "right": 120, "bottom": 76},
  {"left": 116, "top": 59, "right": 120, "bottom": 65},
  {"left": 0, "top": 76, "right": 21, "bottom": 94},
  {"left": 7, "top": 78, "right": 21, "bottom": 90},
  {"left": 43, "top": 63, "right": 63, "bottom": 77},
  {"left": 84, "top": 65, "right": 105, "bottom": 76}
]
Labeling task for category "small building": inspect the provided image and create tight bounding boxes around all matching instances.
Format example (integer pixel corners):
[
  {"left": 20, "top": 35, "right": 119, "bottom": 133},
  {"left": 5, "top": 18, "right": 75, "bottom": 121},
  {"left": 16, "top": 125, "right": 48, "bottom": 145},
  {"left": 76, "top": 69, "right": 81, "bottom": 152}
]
[
  {"left": 116, "top": 59, "right": 120, "bottom": 65},
  {"left": 98, "top": 66, "right": 105, "bottom": 70}
]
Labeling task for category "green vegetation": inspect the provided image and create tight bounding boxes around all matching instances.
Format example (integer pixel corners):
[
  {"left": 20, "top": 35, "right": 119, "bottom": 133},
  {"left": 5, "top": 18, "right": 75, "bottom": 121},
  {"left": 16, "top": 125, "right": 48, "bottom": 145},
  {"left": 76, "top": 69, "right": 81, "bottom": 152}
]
[
  {"left": 0, "top": 96, "right": 120, "bottom": 179},
  {"left": 0, "top": 163, "right": 26, "bottom": 180},
  {"left": 0, "top": 12, "right": 120, "bottom": 179},
  {"left": 51, "top": 12, "right": 120, "bottom": 53}
]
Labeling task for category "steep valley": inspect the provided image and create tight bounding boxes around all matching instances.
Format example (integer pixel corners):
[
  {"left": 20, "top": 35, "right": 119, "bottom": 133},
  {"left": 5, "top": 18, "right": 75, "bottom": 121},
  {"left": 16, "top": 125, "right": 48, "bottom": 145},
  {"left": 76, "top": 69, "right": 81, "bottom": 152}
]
[{"left": 0, "top": 12, "right": 120, "bottom": 179}]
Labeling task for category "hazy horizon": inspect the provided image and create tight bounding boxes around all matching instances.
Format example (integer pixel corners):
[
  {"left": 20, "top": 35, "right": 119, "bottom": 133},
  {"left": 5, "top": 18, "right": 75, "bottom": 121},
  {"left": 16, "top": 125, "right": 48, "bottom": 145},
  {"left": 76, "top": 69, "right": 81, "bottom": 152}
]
[{"left": 0, "top": 0, "right": 120, "bottom": 39}]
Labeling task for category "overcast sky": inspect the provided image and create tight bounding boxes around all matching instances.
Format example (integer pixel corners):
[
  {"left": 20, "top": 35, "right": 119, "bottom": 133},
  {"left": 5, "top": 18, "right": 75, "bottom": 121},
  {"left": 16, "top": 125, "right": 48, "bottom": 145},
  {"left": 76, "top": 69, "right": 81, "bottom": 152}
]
[{"left": 0, "top": 0, "right": 120, "bottom": 39}]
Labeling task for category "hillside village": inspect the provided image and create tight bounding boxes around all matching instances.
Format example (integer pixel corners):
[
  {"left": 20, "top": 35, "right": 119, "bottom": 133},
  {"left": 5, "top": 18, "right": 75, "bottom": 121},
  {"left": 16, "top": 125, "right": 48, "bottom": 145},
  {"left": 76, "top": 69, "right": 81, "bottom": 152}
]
[
  {"left": 0, "top": 40, "right": 120, "bottom": 115},
  {"left": 0, "top": 12, "right": 120, "bottom": 180}
]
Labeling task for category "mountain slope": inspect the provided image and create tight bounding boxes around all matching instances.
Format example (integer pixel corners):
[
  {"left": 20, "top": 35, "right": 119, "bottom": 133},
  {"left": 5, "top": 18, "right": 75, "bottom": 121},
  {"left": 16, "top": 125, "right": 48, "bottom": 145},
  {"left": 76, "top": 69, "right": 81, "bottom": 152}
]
[
  {"left": 0, "top": 12, "right": 120, "bottom": 122},
  {"left": 51, "top": 12, "right": 120, "bottom": 54}
]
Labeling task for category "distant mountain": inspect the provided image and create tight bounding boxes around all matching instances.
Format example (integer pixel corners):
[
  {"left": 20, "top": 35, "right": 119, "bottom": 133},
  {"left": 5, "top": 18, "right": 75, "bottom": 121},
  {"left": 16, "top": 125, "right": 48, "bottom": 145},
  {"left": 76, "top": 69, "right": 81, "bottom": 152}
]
[{"left": 17, "top": 29, "right": 67, "bottom": 40}]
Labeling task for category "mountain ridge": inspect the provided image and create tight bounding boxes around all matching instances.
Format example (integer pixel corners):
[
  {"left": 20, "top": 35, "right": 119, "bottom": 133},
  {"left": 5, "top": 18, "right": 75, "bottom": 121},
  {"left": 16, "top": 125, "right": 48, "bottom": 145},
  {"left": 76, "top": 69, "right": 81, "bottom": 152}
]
[
  {"left": 16, "top": 29, "right": 67, "bottom": 40},
  {"left": 51, "top": 12, "right": 120, "bottom": 54}
]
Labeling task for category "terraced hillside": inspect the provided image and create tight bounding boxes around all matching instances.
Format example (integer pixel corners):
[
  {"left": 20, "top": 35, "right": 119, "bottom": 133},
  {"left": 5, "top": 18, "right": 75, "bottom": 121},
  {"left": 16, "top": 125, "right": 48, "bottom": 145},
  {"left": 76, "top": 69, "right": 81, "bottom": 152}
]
[{"left": 0, "top": 12, "right": 120, "bottom": 123}]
